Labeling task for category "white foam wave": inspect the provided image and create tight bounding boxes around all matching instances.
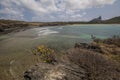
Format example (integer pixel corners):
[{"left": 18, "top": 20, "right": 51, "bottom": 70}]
[{"left": 35, "top": 27, "right": 59, "bottom": 36}]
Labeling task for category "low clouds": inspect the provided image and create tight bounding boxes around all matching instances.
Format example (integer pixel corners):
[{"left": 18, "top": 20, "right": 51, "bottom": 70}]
[{"left": 0, "top": 0, "right": 116, "bottom": 21}]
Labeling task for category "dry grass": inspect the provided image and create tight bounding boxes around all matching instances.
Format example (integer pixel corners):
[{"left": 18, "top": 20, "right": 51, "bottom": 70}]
[
  {"left": 66, "top": 48, "right": 120, "bottom": 80},
  {"left": 93, "top": 35, "right": 120, "bottom": 47}
]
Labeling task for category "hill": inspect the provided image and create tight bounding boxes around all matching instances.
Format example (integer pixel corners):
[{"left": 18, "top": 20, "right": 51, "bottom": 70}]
[
  {"left": 89, "top": 16, "right": 102, "bottom": 23},
  {"left": 89, "top": 16, "right": 120, "bottom": 24},
  {"left": 0, "top": 19, "right": 29, "bottom": 34},
  {"left": 104, "top": 16, "right": 120, "bottom": 23}
]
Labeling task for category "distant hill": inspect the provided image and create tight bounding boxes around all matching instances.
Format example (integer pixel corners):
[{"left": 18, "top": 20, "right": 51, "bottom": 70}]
[
  {"left": 0, "top": 19, "right": 29, "bottom": 33},
  {"left": 89, "top": 16, "right": 120, "bottom": 24},
  {"left": 89, "top": 16, "right": 102, "bottom": 23},
  {"left": 104, "top": 16, "right": 120, "bottom": 23}
]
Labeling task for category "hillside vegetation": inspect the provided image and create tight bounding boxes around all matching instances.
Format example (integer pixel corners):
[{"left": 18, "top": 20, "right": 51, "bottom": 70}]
[
  {"left": 104, "top": 16, "right": 120, "bottom": 23},
  {"left": 0, "top": 19, "right": 29, "bottom": 34}
]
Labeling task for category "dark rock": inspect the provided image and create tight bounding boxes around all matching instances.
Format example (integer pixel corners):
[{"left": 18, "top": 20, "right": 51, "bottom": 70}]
[
  {"left": 24, "top": 71, "right": 32, "bottom": 80},
  {"left": 74, "top": 43, "right": 103, "bottom": 53},
  {"left": 0, "top": 26, "right": 4, "bottom": 32},
  {"left": 74, "top": 43, "right": 88, "bottom": 48}
]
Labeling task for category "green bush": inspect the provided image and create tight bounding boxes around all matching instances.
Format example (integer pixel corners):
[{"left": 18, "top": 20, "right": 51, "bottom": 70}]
[{"left": 32, "top": 45, "right": 56, "bottom": 64}]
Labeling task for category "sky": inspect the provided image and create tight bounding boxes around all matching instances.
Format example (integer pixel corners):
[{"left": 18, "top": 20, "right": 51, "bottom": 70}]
[{"left": 0, "top": 0, "right": 120, "bottom": 22}]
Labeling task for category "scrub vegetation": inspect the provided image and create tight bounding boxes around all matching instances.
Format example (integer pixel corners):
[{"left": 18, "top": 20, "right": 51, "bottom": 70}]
[
  {"left": 32, "top": 45, "right": 56, "bottom": 64},
  {"left": 25, "top": 36, "right": 120, "bottom": 80}
]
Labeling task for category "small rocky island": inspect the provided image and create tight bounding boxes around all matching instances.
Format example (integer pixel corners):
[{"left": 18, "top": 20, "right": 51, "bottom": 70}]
[{"left": 24, "top": 36, "right": 120, "bottom": 80}]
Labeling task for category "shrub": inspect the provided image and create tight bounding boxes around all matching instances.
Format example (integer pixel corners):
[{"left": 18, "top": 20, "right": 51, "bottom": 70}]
[
  {"left": 66, "top": 48, "right": 120, "bottom": 80},
  {"left": 32, "top": 45, "right": 56, "bottom": 64},
  {"left": 93, "top": 35, "right": 120, "bottom": 47}
]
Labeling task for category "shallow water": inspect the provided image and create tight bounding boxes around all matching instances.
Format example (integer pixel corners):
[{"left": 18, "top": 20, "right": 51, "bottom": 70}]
[
  {"left": 0, "top": 24, "right": 120, "bottom": 79},
  {"left": 0, "top": 24, "right": 120, "bottom": 56}
]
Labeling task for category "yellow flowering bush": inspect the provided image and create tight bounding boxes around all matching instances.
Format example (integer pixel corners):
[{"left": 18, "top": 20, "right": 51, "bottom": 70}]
[{"left": 32, "top": 45, "right": 56, "bottom": 63}]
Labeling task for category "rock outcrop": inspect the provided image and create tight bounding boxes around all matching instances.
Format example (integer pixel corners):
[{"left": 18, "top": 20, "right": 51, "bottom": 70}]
[{"left": 24, "top": 62, "right": 87, "bottom": 80}]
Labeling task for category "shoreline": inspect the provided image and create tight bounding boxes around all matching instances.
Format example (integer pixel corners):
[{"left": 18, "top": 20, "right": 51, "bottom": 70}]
[
  {"left": 0, "top": 16, "right": 120, "bottom": 35},
  {"left": 0, "top": 23, "right": 120, "bottom": 36}
]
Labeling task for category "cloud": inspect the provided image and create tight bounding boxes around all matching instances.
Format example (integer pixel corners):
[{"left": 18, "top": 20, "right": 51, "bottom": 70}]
[
  {"left": 0, "top": 0, "right": 116, "bottom": 21},
  {"left": 0, "top": 0, "right": 25, "bottom": 20},
  {"left": 65, "top": 0, "right": 116, "bottom": 10}
]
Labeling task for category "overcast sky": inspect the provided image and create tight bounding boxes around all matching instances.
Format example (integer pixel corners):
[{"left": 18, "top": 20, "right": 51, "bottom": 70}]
[{"left": 0, "top": 0, "right": 120, "bottom": 22}]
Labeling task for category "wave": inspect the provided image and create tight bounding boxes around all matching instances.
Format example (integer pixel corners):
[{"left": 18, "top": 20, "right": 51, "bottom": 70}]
[
  {"left": 35, "top": 27, "right": 59, "bottom": 36},
  {"left": 59, "top": 35, "right": 81, "bottom": 39}
]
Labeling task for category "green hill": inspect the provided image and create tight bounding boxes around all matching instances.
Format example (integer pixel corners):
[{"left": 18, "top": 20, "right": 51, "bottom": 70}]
[{"left": 104, "top": 16, "right": 120, "bottom": 23}]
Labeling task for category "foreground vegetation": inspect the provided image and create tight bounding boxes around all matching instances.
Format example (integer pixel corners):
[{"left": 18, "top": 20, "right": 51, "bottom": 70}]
[
  {"left": 32, "top": 45, "right": 56, "bottom": 64},
  {"left": 24, "top": 36, "right": 120, "bottom": 80},
  {"left": 71, "top": 36, "right": 120, "bottom": 80}
]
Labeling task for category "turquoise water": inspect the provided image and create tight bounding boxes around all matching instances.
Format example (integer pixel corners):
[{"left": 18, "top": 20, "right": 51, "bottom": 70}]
[
  {"left": 0, "top": 24, "right": 120, "bottom": 53},
  {"left": 34, "top": 24, "right": 120, "bottom": 50}
]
